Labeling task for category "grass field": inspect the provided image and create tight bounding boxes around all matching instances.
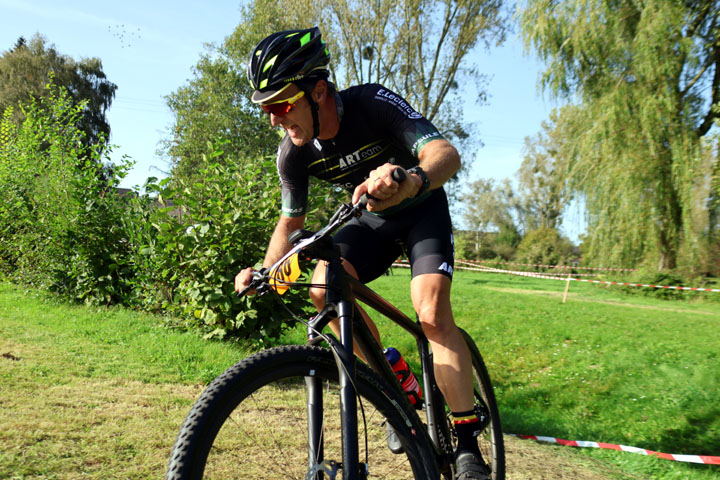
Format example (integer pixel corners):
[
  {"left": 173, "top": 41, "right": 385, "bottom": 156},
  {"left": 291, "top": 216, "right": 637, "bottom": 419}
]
[
  {"left": 0, "top": 283, "right": 252, "bottom": 479},
  {"left": 365, "top": 269, "right": 720, "bottom": 479},
  {"left": 1, "top": 269, "right": 718, "bottom": 479}
]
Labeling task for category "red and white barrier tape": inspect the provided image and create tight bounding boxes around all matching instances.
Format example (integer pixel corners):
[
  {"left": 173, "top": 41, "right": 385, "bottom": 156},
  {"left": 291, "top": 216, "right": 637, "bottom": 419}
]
[
  {"left": 397, "top": 258, "right": 630, "bottom": 274},
  {"left": 455, "top": 260, "right": 599, "bottom": 276},
  {"left": 391, "top": 261, "right": 720, "bottom": 292},
  {"left": 510, "top": 434, "right": 720, "bottom": 465},
  {"left": 476, "top": 265, "right": 720, "bottom": 293},
  {"left": 460, "top": 258, "right": 637, "bottom": 272},
  {"left": 392, "top": 260, "right": 720, "bottom": 292}
]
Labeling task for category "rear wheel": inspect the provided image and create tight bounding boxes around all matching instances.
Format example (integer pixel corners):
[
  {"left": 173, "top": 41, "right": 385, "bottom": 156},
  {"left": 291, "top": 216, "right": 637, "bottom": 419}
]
[
  {"left": 166, "top": 345, "right": 440, "bottom": 479},
  {"left": 440, "top": 330, "right": 505, "bottom": 480}
]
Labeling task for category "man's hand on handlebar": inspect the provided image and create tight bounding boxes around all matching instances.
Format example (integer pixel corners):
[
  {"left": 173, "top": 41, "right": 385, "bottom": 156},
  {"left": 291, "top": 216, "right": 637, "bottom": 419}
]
[
  {"left": 351, "top": 164, "right": 420, "bottom": 211},
  {"left": 235, "top": 267, "right": 257, "bottom": 295}
]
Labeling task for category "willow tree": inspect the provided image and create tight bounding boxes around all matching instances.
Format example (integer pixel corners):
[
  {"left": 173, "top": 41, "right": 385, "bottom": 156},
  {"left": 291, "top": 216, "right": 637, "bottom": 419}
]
[{"left": 519, "top": 0, "right": 720, "bottom": 270}]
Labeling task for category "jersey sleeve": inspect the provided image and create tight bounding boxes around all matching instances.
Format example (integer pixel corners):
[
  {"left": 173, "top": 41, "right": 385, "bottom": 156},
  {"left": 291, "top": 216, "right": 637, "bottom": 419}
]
[
  {"left": 276, "top": 138, "right": 309, "bottom": 217},
  {"left": 367, "top": 85, "right": 445, "bottom": 158}
]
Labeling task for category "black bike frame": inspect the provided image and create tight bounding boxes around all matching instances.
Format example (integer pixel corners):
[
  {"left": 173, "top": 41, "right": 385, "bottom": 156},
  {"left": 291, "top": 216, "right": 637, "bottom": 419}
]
[
  {"left": 244, "top": 186, "right": 452, "bottom": 479},
  {"left": 349, "top": 276, "right": 451, "bottom": 455},
  {"left": 303, "top": 253, "right": 451, "bottom": 480}
]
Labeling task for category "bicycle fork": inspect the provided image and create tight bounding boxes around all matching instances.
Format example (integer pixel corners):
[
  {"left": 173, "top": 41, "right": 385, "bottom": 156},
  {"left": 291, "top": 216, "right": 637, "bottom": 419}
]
[{"left": 304, "top": 258, "right": 363, "bottom": 480}]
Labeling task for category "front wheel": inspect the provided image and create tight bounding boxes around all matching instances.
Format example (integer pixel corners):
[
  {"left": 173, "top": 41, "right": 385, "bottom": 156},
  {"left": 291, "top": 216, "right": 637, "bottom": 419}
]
[{"left": 166, "top": 345, "right": 440, "bottom": 479}]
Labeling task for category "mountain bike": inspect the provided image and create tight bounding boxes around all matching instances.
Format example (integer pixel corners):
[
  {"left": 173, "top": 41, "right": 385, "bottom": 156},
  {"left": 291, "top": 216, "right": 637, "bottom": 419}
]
[{"left": 166, "top": 171, "right": 505, "bottom": 479}]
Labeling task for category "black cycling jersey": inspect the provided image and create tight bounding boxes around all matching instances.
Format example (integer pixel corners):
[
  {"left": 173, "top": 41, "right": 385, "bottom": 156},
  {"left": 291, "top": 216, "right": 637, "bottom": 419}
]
[{"left": 276, "top": 83, "right": 445, "bottom": 217}]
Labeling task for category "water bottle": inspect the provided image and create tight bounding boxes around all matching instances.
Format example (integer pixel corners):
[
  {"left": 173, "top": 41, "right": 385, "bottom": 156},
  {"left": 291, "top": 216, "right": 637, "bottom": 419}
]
[{"left": 384, "top": 347, "right": 423, "bottom": 408}]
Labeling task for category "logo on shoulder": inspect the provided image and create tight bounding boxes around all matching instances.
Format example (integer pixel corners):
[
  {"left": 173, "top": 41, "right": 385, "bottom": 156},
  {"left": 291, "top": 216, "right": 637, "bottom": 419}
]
[{"left": 375, "top": 88, "right": 425, "bottom": 119}]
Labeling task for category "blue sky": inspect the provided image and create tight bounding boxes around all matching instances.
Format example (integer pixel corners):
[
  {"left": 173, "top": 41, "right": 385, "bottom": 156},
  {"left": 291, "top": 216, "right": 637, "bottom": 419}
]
[
  {"left": 0, "top": 0, "right": 243, "bottom": 186},
  {"left": 0, "top": 0, "right": 586, "bottom": 240}
]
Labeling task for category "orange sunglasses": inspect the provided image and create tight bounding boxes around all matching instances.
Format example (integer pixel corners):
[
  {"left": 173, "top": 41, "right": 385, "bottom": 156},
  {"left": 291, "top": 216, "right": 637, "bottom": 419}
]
[{"left": 261, "top": 90, "right": 305, "bottom": 116}]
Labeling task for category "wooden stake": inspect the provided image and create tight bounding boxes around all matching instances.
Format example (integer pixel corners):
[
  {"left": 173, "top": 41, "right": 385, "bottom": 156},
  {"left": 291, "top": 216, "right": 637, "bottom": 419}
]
[{"left": 562, "top": 273, "right": 571, "bottom": 303}]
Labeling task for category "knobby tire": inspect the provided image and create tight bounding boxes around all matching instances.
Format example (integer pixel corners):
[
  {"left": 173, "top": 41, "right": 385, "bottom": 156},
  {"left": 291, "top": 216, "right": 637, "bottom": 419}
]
[
  {"left": 455, "top": 329, "right": 505, "bottom": 480},
  {"left": 166, "top": 345, "right": 440, "bottom": 479}
]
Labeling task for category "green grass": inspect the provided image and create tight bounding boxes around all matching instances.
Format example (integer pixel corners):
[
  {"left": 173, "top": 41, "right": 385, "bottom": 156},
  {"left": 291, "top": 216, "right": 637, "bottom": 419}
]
[
  {"left": 352, "top": 269, "right": 720, "bottom": 480},
  {"left": 0, "top": 284, "right": 252, "bottom": 385},
  {"left": 0, "top": 283, "right": 253, "bottom": 479},
  {"left": 1, "top": 271, "right": 718, "bottom": 479}
]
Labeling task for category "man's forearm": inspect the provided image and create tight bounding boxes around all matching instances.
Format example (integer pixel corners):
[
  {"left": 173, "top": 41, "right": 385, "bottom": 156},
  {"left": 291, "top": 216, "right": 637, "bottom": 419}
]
[
  {"left": 417, "top": 139, "right": 461, "bottom": 190},
  {"left": 262, "top": 214, "right": 306, "bottom": 268}
]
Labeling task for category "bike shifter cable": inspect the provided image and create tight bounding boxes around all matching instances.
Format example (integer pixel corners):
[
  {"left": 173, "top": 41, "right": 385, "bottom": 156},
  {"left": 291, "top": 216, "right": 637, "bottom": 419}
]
[{"left": 267, "top": 286, "right": 372, "bottom": 470}]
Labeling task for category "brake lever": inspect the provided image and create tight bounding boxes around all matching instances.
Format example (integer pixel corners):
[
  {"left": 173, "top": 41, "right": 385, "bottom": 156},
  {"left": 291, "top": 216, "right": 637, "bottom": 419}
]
[{"left": 237, "top": 284, "right": 254, "bottom": 297}]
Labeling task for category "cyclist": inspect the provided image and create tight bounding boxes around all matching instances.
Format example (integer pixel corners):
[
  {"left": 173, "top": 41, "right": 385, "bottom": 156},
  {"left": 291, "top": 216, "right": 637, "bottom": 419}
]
[{"left": 235, "top": 27, "right": 490, "bottom": 480}]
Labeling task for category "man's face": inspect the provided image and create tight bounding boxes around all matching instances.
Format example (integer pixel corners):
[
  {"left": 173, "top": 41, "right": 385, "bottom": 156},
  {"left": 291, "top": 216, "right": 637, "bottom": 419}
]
[{"left": 263, "top": 84, "right": 313, "bottom": 147}]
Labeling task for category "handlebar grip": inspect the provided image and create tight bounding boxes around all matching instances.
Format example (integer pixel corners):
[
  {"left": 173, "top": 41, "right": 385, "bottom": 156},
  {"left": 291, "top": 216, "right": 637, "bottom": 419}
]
[
  {"left": 358, "top": 193, "right": 371, "bottom": 208},
  {"left": 237, "top": 284, "right": 254, "bottom": 297}
]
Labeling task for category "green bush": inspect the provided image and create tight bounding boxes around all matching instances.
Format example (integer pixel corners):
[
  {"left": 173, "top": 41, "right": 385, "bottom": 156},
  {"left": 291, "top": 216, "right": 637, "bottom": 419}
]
[
  {"left": 124, "top": 145, "right": 313, "bottom": 341},
  {"left": 0, "top": 84, "right": 133, "bottom": 304},
  {"left": 0, "top": 83, "right": 318, "bottom": 341},
  {"left": 515, "top": 226, "right": 575, "bottom": 268},
  {"left": 0, "top": 85, "right": 331, "bottom": 342}
]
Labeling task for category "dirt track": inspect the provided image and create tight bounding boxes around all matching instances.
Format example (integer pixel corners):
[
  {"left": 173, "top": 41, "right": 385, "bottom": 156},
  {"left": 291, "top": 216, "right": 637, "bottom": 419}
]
[{"left": 503, "top": 434, "right": 637, "bottom": 479}]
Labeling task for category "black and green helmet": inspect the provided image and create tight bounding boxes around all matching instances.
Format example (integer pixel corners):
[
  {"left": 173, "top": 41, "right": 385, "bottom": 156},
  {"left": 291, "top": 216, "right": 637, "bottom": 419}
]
[{"left": 247, "top": 27, "right": 331, "bottom": 104}]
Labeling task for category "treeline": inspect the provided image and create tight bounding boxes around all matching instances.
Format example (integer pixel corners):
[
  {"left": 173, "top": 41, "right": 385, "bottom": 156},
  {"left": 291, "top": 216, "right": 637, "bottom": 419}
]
[
  {"left": 458, "top": 0, "right": 720, "bottom": 281},
  {"left": 0, "top": 84, "right": 323, "bottom": 340},
  {"left": 2, "top": 0, "right": 720, "bottom": 343},
  {"left": 515, "top": 0, "right": 720, "bottom": 276}
]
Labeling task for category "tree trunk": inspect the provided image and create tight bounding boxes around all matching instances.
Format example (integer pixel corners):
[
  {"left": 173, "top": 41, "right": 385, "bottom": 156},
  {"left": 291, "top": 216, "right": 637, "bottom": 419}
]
[{"left": 655, "top": 188, "right": 683, "bottom": 271}]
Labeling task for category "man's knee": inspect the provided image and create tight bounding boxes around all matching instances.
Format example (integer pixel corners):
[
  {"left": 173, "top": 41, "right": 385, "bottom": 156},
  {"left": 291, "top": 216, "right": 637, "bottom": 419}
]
[
  {"left": 418, "top": 308, "right": 456, "bottom": 341},
  {"left": 412, "top": 274, "right": 455, "bottom": 340},
  {"left": 414, "top": 292, "right": 457, "bottom": 341},
  {"left": 309, "top": 261, "right": 328, "bottom": 309},
  {"left": 308, "top": 284, "right": 325, "bottom": 307}
]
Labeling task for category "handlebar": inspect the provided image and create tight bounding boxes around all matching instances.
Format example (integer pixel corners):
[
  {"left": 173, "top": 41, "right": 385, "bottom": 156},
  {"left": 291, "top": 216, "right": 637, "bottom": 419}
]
[{"left": 238, "top": 167, "right": 408, "bottom": 297}]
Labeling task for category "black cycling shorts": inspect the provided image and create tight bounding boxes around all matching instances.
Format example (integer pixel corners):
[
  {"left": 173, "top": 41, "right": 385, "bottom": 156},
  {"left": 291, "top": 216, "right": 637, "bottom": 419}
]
[{"left": 334, "top": 188, "right": 455, "bottom": 284}]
